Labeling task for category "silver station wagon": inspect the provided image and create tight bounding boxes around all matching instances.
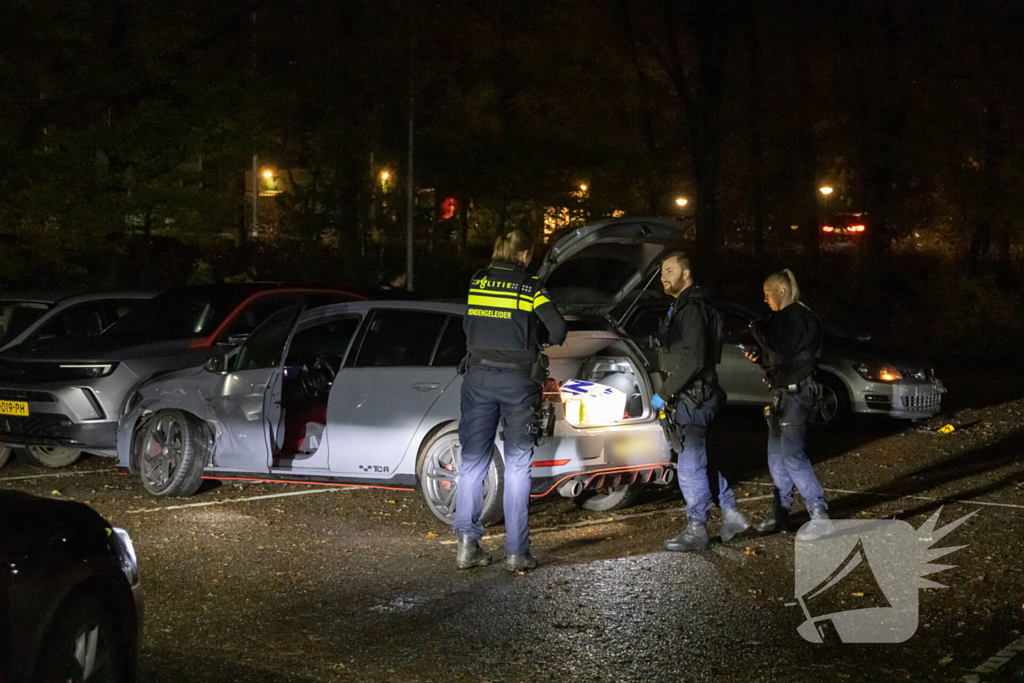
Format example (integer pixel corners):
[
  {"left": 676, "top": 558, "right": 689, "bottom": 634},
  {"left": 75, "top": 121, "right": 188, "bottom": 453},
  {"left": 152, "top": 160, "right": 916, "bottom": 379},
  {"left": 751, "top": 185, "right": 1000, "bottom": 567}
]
[{"left": 117, "top": 218, "right": 691, "bottom": 524}]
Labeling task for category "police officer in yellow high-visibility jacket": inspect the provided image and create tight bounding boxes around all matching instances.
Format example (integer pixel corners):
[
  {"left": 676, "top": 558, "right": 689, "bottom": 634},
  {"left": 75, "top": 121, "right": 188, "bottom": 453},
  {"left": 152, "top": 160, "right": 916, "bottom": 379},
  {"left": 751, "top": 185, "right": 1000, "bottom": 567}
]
[{"left": 455, "top": 229, "right": 567, "bottom": 572}]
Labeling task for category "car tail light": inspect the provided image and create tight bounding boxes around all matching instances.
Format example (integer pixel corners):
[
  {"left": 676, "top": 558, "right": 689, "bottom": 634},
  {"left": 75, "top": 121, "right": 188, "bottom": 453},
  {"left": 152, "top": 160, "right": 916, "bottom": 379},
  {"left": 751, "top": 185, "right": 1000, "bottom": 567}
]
[
  {"left": 851, "top": 224, "right": 866, "bottom": 232},
  {"left": 822, "top": 225, "right": 834, "bottom": 233},
  {"left": 542, "top": 377, "right": 561, "bottom": 401}
]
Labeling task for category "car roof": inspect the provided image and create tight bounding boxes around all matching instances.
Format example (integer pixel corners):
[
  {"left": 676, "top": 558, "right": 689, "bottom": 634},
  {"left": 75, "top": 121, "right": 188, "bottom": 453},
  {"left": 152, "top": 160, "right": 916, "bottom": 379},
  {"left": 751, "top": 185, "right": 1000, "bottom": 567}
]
[
  {"left": 302, "top": 300, "right": 466, "bottom": 320},
  {"left": 0, "top": 290, "right": 158, "bottom": 306}
]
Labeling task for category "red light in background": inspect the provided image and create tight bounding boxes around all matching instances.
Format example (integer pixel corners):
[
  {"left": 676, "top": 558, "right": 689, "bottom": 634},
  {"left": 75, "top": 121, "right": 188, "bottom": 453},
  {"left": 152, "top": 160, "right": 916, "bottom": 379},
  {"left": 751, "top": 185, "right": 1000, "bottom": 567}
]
[
  {"left": 851, "top": 224, "right": 866, "bottom": 232},
  {"left": 822, "top": 226, "right": 834, "bottom": 233},
  {"left": 439, "top": 197, "right": 457, "bottom": 220}
]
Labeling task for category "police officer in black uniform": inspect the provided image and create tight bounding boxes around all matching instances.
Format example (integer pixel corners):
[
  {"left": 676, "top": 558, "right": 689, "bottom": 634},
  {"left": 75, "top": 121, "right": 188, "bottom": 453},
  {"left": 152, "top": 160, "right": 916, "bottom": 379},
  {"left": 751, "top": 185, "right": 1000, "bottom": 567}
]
[
  {"left": 745, "top": 268, "right": 834, "bottom": 542},
  {"left": 454, "top": 229, "right": 567, "bottom": 571},
  {"left": 654, "top": 252, "right": 751, "bottom": 552}
]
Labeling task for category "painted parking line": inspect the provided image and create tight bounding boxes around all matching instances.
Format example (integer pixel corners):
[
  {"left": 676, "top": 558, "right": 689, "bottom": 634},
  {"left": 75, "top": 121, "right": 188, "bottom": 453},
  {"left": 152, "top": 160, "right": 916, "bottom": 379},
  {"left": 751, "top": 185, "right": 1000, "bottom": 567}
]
[
  {"left": 0, "top": 469, "right": 114, "bottom": 482},
  {"left": 440, "top": 493, "right": 775, "bottom": 545},
  {"left": 741, "top": 481, "right": 1024, "bottom": 510},
  {"left": 126, "top": 487, "right": 354, "bottom": 514}
]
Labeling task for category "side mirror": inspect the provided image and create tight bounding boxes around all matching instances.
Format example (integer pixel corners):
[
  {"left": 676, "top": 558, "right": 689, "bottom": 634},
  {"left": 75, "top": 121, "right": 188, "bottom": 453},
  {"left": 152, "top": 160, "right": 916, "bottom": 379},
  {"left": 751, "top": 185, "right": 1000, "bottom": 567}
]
[{"left": 203, "top": 353, "right": 227, "bottom": 374}]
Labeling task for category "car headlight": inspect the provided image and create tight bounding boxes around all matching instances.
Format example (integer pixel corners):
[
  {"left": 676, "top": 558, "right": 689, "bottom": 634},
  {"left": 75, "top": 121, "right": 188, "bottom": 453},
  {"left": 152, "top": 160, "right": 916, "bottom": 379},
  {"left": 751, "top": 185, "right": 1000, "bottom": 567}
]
[
  {"left": 59, "top": 363, "right": 118, "bottom": 379},
  {"left": 109, "top": 527, "right": 140, "bottom": 587},
  {"left": 853, "top": 362, "right": 902, "bottom": 382},
  {"left": 124, "top": 391, "right": 144, "bottom": 416}
]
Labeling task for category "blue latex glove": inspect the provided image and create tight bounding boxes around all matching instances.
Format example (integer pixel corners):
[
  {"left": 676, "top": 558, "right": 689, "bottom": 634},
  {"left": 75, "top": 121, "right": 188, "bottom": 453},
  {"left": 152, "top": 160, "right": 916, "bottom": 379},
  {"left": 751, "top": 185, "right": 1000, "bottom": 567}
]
[{"left": 651, "top": 394, "right": 666, "bottom": 410}]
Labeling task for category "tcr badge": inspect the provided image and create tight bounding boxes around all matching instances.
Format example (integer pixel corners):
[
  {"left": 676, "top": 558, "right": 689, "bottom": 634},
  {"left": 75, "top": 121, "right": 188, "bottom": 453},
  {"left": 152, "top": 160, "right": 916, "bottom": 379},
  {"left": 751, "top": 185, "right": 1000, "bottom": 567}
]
[{"left": 791, "top": 508, "right": 976, "bottom": 643}]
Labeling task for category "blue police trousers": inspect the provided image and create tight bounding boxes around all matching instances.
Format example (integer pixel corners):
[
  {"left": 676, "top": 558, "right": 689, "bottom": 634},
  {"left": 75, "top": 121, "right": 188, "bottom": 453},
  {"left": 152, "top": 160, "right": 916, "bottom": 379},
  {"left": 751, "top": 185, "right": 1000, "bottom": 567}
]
[
  {"left": 768, "top": 387, "right": 827, "bottom": 509},
  {"left": 455, "top": 366, "right": 539, "bottom": 555},
  {"left": 674, "top": 389, "right": 736, "bottom": 523}
]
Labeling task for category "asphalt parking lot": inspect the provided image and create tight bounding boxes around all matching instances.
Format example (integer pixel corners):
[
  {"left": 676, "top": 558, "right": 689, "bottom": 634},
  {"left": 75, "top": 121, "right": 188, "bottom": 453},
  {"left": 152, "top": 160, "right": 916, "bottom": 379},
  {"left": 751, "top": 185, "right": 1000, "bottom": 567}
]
[{"left": 3, "top": 380, "right": 1023, "bottom": 682}]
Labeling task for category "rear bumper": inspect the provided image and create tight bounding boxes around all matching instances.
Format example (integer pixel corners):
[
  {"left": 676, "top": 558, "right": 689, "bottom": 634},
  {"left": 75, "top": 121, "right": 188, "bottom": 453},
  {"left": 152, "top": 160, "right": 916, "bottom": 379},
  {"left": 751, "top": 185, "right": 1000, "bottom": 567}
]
[{"left": 529, "top": 461, "right": 676, "bottom": 498}]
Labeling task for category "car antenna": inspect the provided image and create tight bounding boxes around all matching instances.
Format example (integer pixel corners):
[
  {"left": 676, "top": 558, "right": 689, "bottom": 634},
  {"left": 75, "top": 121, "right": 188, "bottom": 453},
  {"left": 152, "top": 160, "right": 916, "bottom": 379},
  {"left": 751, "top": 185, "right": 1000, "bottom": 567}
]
[{"left": 616, "top": 268, "right": 662, "bottom": 328}]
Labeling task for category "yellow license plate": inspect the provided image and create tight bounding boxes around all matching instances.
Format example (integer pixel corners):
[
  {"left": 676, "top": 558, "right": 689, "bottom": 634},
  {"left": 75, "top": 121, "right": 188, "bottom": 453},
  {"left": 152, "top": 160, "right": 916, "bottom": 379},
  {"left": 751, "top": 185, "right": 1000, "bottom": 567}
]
[{"left": 0, "top": 400, "right": 29, "bottom": 417}]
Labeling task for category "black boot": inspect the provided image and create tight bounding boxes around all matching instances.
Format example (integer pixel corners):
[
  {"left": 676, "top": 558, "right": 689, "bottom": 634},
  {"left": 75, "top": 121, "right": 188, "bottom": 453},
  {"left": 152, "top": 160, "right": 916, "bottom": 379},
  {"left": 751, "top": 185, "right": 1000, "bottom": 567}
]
[
  {"left": 796, "top": 503, "right": 835, "bottom": 542},
  {"left": 756, "top": 487, "right": 793, "bottom": 534},
  {"left": 664, "top": 521, "right": 711, "bottom": 552},
  {"left": 456, "top": 535, "right": 493, "bottom": 569},
  {"left": 505, "top": 553, "right": 539, "bottom": 572},
  {"left": 720, "top": 507, "right": 751, "bottom": 543}
]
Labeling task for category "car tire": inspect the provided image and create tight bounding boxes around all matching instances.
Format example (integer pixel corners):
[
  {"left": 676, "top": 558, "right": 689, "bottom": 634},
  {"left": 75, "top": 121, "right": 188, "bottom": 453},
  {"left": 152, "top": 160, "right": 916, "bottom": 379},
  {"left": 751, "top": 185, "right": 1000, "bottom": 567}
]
[
  {"left": 138, "top": 409, "right": 211, "bottom": 497},
  {"left": 416, "top": 425, "right": 504, "bottom": 528},
  {"left": 574, "top": 484, "right": 643, "bottom": 512},
  {"left": 24, "top": 446, "right": 82, "bottom": 468},
  {"left": 0, "top": 443, "right": 10, "bottom": 469},
  {"left": 810, "top": 373, "right": 851, "bottom": 428},
  {"left": 34, "top": 592, "right": 128, "bottom": 683}
]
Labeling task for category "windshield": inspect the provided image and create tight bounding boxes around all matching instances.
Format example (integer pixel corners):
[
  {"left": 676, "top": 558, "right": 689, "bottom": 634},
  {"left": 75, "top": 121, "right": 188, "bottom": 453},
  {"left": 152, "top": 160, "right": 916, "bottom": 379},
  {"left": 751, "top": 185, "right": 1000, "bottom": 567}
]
[
  {"left": 0, "top": 301, "right": 53, "bottom": 346},
  {"left": 104, "top": 289, "right": 249, "bottom": 341}
]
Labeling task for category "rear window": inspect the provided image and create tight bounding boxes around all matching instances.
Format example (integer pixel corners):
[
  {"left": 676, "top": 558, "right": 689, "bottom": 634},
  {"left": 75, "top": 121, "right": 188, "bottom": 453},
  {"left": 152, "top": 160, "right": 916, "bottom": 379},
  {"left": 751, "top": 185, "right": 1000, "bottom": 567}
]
[
  {"left": 352, "top": 310, "right": 447, "bottom": 367},
  {"left": 544, "top": 258, "right": 637, "bottom": 302}
]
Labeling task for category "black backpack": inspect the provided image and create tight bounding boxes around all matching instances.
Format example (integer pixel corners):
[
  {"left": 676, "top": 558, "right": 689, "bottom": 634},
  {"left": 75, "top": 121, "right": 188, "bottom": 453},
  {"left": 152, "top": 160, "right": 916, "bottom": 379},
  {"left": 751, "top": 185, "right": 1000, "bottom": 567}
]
[{"left": 702, "top": 302, "right": 724, "bottom": 365}]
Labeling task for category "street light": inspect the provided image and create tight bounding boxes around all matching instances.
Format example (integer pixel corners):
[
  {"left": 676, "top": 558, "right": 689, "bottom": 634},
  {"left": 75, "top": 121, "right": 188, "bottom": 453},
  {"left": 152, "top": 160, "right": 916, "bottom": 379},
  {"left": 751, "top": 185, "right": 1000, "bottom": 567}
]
[
  {"left": 579, "top": 183, "right": 588, "bottom": 192},
  {"left": 819, "top": 186, "right": 833, "bottom": 195},
  {"left": 381, "top": 171, "right": 390, "bottom": 181},
  {"left": 262, "top": 169, "right": 273, "bottom": 180},
  {"left": 675, "top": 197, "right": 688, "bottom": 207}
]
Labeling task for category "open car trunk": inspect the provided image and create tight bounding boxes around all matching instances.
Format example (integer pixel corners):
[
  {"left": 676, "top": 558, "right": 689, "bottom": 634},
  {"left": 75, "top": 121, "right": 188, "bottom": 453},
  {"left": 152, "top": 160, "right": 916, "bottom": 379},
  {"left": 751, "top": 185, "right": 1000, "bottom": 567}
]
[
  {"left": 543, "top": 331, "right": 652, "bottom": 430},
  {"left": 537, "top": 217, "right": 685, "bottom": 316}
]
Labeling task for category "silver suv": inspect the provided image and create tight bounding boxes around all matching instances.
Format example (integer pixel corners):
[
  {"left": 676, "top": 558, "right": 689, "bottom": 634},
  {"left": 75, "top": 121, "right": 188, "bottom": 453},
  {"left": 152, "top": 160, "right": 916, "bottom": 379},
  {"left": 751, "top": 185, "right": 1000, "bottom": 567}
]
[{"left": 0, "top": 284, "right": 362, "bottom": 468}]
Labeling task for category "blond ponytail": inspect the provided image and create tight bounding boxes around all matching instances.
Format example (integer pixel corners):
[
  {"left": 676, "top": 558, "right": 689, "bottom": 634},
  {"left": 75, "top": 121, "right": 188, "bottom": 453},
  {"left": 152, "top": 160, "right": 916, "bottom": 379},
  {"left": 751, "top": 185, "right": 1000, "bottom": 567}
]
[
  {"left": 491, "top": 229, "right": 535, "bottom": 265},
  {"left": 766, "top": 268, "right": 801, "bottom": 304}
]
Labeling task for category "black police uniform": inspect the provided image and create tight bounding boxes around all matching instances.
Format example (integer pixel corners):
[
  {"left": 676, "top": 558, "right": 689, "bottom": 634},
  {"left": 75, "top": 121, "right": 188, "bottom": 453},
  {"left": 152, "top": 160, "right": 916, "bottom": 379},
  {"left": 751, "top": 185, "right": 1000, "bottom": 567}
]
[
  {"left": 656, "top": 285, "right": 742, "bottom": 536},
  {"left": 455, "top": 261, "right": 567, "bottom": 559},
  {"left": 749, "top": 301, "right": 828, "bottom": 525}
]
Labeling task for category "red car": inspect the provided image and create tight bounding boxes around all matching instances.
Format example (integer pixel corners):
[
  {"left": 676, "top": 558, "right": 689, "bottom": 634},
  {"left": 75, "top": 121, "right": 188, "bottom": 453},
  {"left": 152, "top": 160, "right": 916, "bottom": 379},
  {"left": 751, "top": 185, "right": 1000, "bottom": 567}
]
[{"left": 821, "top": 213, "right": 868, "bottom": 248}]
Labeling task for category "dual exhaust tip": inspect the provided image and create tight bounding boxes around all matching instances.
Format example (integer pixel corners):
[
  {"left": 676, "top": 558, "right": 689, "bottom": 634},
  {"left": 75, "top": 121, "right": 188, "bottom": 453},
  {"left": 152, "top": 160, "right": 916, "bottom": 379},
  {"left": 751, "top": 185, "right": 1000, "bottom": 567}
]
[{"left": 556, "top": 467, "right": 675, "bottom": 498}]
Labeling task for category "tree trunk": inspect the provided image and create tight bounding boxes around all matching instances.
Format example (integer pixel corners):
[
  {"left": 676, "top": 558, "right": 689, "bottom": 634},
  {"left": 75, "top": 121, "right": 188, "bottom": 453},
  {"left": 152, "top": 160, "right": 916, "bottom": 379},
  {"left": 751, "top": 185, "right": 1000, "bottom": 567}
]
[
  {"left": 742, "top": 3, "right": 765, "bottom": 266},
  {"left": 458, "top": 196, "right": 469, "bottom": 253}
]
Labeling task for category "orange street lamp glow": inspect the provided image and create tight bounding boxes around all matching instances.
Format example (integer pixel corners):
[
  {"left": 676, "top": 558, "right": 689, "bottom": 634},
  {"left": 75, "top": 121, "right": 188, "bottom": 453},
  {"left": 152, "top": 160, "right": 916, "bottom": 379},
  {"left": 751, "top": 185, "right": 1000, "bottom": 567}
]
[
  {"left": 381, "top": 171, "right": 390, "bottom": 181},
  {"left": 675, "top": 197, "right": 688, "bottom": 207},
  {"left": 819, "top": 186, "right": 833, "bottom": 195},
  {"left": 262, "top": 170, "right": 273, "bottom": 180},
  {"left": 579, "top": 183, "right": 588, "bottom": 192}
]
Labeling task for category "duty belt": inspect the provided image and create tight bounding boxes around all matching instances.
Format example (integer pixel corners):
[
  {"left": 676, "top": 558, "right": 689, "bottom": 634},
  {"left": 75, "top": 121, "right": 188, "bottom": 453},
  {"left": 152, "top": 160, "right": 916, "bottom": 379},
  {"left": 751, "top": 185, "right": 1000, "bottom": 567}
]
[
  {"left": 470, "top": 357, "right": 534, "bottom": 373},
  {"left": 769, "top": 378, "right": 812, "bottom": 392}
]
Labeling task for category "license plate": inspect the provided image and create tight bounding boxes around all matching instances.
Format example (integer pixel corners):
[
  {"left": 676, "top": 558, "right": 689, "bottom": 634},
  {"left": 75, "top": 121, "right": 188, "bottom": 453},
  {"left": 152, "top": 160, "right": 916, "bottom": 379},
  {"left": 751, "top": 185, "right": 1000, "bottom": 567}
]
[
  {"left": 608, "top": 433, "right": 660, "bottom": 462},
  {"left": 0, "top": 400, "right": 28, "bottom": 417}
]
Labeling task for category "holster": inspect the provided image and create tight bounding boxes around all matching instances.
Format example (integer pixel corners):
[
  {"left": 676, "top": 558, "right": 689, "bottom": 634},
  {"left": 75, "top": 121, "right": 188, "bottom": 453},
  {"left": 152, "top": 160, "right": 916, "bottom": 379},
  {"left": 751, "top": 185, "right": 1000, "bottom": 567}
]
[
  {"left": 530, "top": 353, "right": 549, "bottom": 386},
  {"left": 677, "top": 377, "right": 716, "bottom": 409},
  {"left": 765, "top": 389, "right": 784, "bottom": 437},
  {"left": 658, "top": 403, "right": 685, "bottom": 454}
]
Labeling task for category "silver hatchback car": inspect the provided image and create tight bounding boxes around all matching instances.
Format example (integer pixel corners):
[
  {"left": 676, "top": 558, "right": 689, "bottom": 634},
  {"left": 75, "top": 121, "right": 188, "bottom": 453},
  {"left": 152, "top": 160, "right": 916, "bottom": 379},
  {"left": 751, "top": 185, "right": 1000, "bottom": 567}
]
[
  {"left": 622, "top": 301, "right": 945, "bottom": 426},
  {"left": 118, "top": 218, "right": 693, "bottom": 523}
]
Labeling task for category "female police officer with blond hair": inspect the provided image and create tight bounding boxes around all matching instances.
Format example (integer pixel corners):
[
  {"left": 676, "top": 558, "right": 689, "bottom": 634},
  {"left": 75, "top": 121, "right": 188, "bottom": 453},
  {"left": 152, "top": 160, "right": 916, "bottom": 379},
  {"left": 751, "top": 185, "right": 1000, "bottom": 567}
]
[
  {"left": 745, "top": 268, "right": 834, "bottom": 542},
  {"left": 454, "top": 229, "right": 566, "bottom": 572}
]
